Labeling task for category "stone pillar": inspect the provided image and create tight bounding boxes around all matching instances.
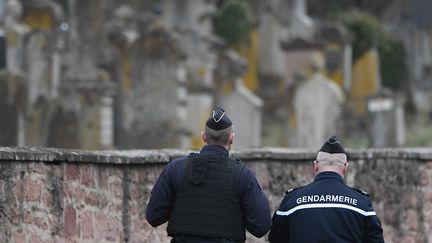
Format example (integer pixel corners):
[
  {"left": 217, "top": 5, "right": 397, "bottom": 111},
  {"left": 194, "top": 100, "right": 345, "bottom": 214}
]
[
  {"left": 0, "top": 29, "right": 5, "bottom": 70},
  {"left": 100, "top": 96, "right": 114, "bottom": 149},
  {"left": 287, "top": 0, "right": 314, "bottom": 40}
]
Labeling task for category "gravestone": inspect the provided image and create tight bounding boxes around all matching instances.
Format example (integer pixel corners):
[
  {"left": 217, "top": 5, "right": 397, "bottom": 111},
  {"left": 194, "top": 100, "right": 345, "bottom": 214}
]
[
  {"left": 293, "top": 70, "right": 345, "bottom": 150},
  {"left": 161, "top": 0, "right": 222, "bottom": 150},
  {"left": 24, "top": 31, "right": 52, "bottom": 106},
  {"left": 221, "top": 80, "right": 263, "bottom": 149},
  {"left": 4, "top": 0, "right": 29, "bottom": 75},
  {"left": 162, "top": 0, "right": 220, "bottom": 149},
  {"left": 116, "top": 27, "right": 185, "bottom": 149},
  {"left": 26, "top": 97, "right": 51, "bottom": 146},
  {"left": 216, "top": 50, "right": 263, "bottom": 149},
  {"left": 0, "top": 72, "right": 25, "bottom": 146},
  {"left": 367, "top": 91, "right": 405, "bottom": 147},
  {"left": 47, "top": 104, "right": 80, "bottom": 149},
  {"left": 184, "top": 91, "right": 213, "bottom": 149}
]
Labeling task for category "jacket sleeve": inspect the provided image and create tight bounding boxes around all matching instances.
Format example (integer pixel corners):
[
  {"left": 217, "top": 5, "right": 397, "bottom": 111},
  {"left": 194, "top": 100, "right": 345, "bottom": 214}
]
[
  {"left": 268, "top": 197, "right": 291, "bottom": 243},
  {"left": 145, "top": 160, "right": 181, "bottom": 227},
  {"left": 364, "top": 199, "right": 385, "bottom": 242},
  {"left": 238, "top": 166, "right": 272, "bottom": 237}
]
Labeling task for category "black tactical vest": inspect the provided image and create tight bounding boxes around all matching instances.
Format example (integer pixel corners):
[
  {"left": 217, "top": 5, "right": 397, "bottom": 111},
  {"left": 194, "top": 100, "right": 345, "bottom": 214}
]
[{"left": 167, "top": 153, "right": 245, "bottom": 241}]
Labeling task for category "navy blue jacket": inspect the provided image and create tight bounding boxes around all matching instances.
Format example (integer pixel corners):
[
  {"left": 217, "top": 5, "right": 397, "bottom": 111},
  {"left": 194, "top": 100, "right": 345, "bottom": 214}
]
[
  {"left": 269, "top": 171, "right": 384, "bottom": 243},
  {"left": 146, "top": 145, "right": 272, "bottom": 240}
]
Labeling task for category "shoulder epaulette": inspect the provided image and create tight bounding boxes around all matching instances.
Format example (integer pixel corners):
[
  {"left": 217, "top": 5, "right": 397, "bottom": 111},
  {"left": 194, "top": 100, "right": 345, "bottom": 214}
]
[
  {"left": 188, "top": 152, "right": 199, "bottom": 157},
  {"left": 231, "top": 157, "right": 244, "bottom": 165},
  {"left": 351, "top": 187, "right": 370, "bottom": 197},
  {"left": 286, "top": 186, "right": 302, "bottom": 194}
]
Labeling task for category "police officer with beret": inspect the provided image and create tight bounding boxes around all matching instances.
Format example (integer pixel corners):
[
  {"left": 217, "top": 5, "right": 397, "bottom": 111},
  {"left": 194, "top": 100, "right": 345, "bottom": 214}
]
[
  {"left": 146, "top": 107, "right": 272, "bottom": 243},
  {"left": 269, "top": 136, "right": 384, "bottom": 243}
]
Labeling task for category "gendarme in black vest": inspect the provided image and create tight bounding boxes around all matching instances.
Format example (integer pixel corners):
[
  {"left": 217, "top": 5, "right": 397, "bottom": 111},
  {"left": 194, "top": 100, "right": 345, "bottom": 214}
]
[{"left": 167, "top": 153, "right": 245, "bottom": 241}]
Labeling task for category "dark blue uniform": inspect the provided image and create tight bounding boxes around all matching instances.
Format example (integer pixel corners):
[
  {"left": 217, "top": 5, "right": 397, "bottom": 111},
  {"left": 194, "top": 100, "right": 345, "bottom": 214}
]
[
  {"left": 269, "top": 171, "right": 384, "bottom": 243},
  {"left": 146, "top": 145, "right": 272, "bottom": 241}
]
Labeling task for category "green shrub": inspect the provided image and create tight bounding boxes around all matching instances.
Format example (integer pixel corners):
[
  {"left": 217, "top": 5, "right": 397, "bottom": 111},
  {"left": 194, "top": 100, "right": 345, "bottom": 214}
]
[
  {"left": 341, "top": 12, "right": 408, "bottom": 91},
  {"left": 212, "top": 1, "right": 253, "bottom": 46}
]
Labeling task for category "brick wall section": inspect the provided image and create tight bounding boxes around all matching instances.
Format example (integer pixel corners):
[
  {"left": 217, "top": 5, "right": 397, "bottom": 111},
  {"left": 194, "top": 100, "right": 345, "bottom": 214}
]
[{"left": 0, "top": 147, "right": 431, "bottom": 242}]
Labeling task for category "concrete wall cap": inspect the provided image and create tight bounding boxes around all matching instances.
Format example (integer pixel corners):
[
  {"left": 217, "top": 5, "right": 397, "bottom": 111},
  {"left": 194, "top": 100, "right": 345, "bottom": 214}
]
[{"left": 0, "top": 146, "right": 431, "bottom": 164}]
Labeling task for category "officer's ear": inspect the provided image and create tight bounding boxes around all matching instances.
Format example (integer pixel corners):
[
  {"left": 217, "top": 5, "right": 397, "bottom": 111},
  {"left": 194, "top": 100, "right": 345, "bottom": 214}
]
[
  {"left": 313, "top": 160, "right": 319, "bottom": 172},
  {"left": 201, "top": 131, "right": 208, "bottom": 143},
  {"left": 343, "top": 162, "right": 349, "bottom": 175},
  {"left": 229, "top": 132, "right": 235, "bottom": 145}
]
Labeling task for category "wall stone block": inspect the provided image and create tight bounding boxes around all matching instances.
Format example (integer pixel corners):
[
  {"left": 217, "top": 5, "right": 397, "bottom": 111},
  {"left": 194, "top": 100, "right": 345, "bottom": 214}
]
[
  {"left": 25, "top": 178, "right": 42, "bottom": 202},
  {"left": 64, "top": 205, "right": 77, "bottom": 238},
  {"left": 80, "top": 211, "right": 94, "bottom": 239},
  {"left": 66, "top": 164, "right": 80, "bottom": 181},
  {"left": 11, "top": 228, "right": 25, "bottom": 243},
  {"left": 81, "top": 165, "right": 95, "bottom": 187}
]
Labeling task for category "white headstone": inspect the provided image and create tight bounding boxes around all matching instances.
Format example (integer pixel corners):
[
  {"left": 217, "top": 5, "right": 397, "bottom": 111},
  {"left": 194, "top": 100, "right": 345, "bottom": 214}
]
[
  {"left": 293, "top": 72, "right": 345, "bottom": 150},
  {"left": 221, "top": 80, "right": 263, "bottom": 149}
]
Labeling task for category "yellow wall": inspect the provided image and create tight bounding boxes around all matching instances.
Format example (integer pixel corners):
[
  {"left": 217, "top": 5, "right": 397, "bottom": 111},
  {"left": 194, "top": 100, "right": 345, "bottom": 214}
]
[
  {"left": 120, "top": 49, "right": 132, "bottom": 93},
  {"left": 241, "top": 30, "right": 259, "bottom": 92},
  {"left": 350, "top": 49, "right": 380, "bottom": 114},
  {"left": 24, "top": 9, "right": 53, "bottom": 30}
]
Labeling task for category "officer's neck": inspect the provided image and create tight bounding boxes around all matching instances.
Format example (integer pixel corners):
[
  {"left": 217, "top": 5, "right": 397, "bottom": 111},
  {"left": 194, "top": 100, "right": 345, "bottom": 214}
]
[{"left": 315, "top": 167, "right": 345, "bottom": 178}]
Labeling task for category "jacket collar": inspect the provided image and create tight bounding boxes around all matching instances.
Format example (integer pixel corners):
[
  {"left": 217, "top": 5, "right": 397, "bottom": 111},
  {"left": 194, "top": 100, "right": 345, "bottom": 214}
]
[
  {"left": 314, "top": 171, "right": 344, "bottom": 182},
  {"left": 200, "top": 145, "right": 229, "bottom": 157}
]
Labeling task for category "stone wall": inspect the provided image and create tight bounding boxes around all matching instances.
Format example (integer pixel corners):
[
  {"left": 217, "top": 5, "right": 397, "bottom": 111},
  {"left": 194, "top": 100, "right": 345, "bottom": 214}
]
[{"left": 0, "top": 147, "right": 431, "bottom": 242}]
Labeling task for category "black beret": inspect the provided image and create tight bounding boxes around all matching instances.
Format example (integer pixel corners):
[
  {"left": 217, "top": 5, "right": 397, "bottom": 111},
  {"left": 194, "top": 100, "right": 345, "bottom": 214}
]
[
  {"left": 319, "top": 136, "right": 345, "bottom": 154},
  {"left": 205, "top": 107, "right": 232, "bottom": 130}
]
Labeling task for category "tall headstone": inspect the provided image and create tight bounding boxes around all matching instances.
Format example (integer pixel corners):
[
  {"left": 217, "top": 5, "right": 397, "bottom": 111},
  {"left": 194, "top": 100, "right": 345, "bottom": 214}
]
[
  {"left": 184, "top": 90, "right": 213, "bottom": 149},
  {"left": 113, "top": 24, "right": 186, "bottom": 149},
  {"left": 4, "top": 0, "right": 29, "bottom": 75},
  {"left": 216, "top": 50, "right": 263, "bottom": 149},
  {"left": 293, "top": 59, "right": 346, "bottom": 150},
  {"left": 1, "top": 0, "right": 31, "bottom": 146},
  {"left": 221, "top": 80, "right": 263, "bottom": 149},
  {"left": 25, "top": 32, "right": 52, "bottom": 106},
  {"left": 20, "top": 0, "right": 66, "bottom": 147},
  {"left": 100, "top": 96, "right": 114, "bottom": 149},
  {"left": 161, "top": 0, "right": 223, "bottom": 149}
]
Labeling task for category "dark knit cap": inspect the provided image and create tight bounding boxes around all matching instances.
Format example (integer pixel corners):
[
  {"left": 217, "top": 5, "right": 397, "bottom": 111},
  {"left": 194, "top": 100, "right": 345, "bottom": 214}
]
[
  {"left": 205, "top": 107, "right": 232, "bottom": 130},
  {"left": 319, "top": 136, "right": 346, "bottom": 154}
]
